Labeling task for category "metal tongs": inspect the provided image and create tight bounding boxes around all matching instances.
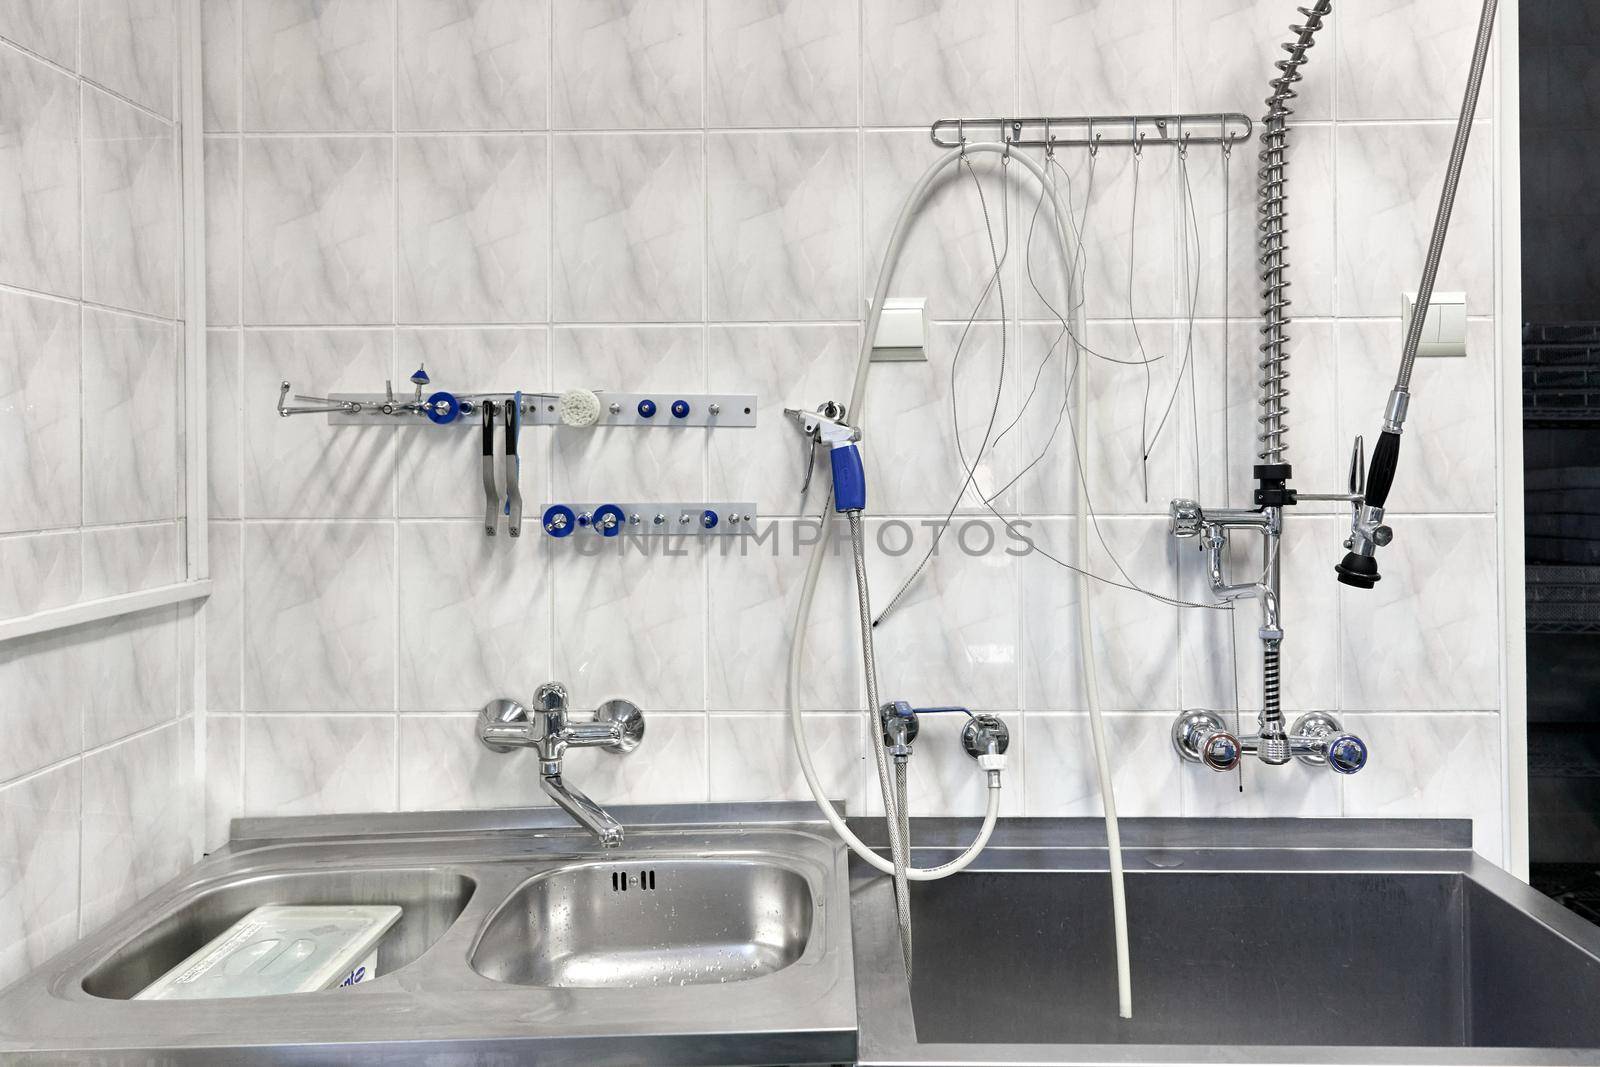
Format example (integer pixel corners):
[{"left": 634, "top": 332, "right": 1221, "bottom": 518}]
[{"left": 480, "top": 398, "right": 523, "bottom": 537}]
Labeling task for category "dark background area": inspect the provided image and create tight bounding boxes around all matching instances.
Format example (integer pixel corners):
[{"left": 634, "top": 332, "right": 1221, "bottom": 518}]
[{"left": 1521, "top": 0, "right": 1600, "bottom": 922}]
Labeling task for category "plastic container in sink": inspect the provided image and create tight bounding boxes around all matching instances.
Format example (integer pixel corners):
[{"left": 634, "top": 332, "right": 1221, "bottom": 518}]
[{"left": 134, "top": 904, "right": 402, "bottom": 1001}]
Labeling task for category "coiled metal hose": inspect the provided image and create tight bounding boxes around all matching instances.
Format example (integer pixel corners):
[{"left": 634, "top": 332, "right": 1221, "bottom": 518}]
[{"left": 1257, "top": 1, "right": 1333, "bottom": 464}]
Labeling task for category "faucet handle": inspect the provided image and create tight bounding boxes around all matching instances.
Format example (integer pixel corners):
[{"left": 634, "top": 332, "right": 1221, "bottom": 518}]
[
  {"left": 1172, "top": 710, "right": 1240, "bottom": 771},
  {"left": 1170, "top": 499, "right": 1205, "bottom": 539},
  {"left": 534, "top": 681, "right": 569, "bottom": 713},
  {"left": 1289, "top": 712, "right": 1368, "bottom": 774},
  {"left": 593, "top": 698, "right": 645, "bottom": 754}
]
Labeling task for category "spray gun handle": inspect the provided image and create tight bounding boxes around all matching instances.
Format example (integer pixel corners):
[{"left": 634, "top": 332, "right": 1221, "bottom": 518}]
[{"left": 830, "top": 441, "right": 866, "bottom": 514}]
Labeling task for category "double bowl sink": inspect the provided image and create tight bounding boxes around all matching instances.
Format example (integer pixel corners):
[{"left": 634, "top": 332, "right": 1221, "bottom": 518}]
[{"left": 0, "top": 804, "right": 855, "bottom": 1065}]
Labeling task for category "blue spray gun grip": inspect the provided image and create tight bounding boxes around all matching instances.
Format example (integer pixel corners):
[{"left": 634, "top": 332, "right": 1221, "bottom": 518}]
[{"left": 830, "top": 442, "right": 866, "bottom": 513}]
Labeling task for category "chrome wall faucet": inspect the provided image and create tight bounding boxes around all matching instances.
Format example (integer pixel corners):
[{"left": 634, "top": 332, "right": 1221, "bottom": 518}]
[{"left": 477, "top": 684, "right": 645, "bottom": 847}]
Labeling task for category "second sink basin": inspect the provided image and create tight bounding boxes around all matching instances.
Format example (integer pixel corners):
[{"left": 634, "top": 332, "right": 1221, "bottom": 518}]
[{"left": 470, "top": 857, "right": 815, "bottom": 989}]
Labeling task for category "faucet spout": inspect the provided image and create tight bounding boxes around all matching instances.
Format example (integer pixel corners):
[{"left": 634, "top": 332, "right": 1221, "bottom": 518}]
[
  {"left": 540, "top": 770, "right": 625, "bottom": 848},
  {"left": 477, "top": 690, "right": 644, "bottom": 846}
]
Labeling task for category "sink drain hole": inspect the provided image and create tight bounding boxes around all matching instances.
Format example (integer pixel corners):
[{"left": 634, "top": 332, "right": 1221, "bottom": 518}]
[{"left": 610, "top": 869, "right": 656, "bottom": 892}]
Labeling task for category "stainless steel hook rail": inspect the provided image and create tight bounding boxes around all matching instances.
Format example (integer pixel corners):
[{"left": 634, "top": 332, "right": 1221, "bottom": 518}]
[{"left": 929, "top": 113, "right": 1253, "bottom": 151}]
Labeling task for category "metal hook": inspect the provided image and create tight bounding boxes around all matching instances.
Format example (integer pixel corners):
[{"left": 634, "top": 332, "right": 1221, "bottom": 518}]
[
  {"left": 1089, "top": 132, "right": 1101, "bottom": 158},
  {"left": 957, "top": 118, "right": 966, "bottom": 155},
  {"left": 1133, "top": 132, "right": 1146, "bottom": 158},
  {"left": 1179, "top": 132, "right": 1191, "bottom": 160}
]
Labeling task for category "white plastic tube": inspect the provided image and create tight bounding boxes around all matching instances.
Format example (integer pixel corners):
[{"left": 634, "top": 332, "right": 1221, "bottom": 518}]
[{"left": 786, "top": 139, "right": 1135, "bottom": 1021}]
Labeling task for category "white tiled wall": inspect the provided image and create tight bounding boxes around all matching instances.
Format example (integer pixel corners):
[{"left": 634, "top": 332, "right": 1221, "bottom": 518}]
[
  {"left": 0, "top": 1, "right": 197, "bottom": 990},
  {"left": 199, "top": 0, "right": 1510, "bottom": 868}
]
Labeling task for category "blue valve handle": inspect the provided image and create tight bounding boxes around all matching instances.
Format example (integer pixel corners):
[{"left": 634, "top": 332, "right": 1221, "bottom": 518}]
[
  {"left": 424, "top": 391, "right": 460, "bottom": 424},
  {"left": 830, "top": 442, "right": 866, "bottom": 513}
]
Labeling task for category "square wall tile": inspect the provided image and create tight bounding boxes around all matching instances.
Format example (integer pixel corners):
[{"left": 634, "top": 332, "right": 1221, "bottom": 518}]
[
  {"left": 82, "top": 0, "right": 176, "bottom": 117},
  {"left": 706, "top": 521, "right": 863, "bottom": 713},
  {"left": 551, "top": 133, "right": 704, "bottom": 322},
  {"left": 0, "top": 3, "right": 79, "bottom": 69},
  {"left": 398, "top": 0, "right": 549, "bottom": 131},
  {"left": 1023, "top": 714, "right": 1181, "bottom": 817},
  {"left": 242, "top": 522, "right": 397, "bottom": 711},
  {"left": 0, "top": 628, "right": 83, "bottom": 783},
  {"left": 705, "top": 0, "right": 857, "bottom": 127},
  {"left": 82, "top": 307, "right": 179, "bottom": 525},
  {"left": 81, "top": 605, "right": 181, "bottom": 750},
  {"left": 550, "top": 325, "right": 705, "bottom": 502},
  {"left": 862, "top": 0, "right": 1016, "bottom": 126},
  {"left": 706, "top": 324, "right": 860, "bottom": 517},
  {"left": 0, "top": 48, "right": 79, "bottom": 299},
  {"left": 708, "top": 714, "right": 865, "bottom": 807},
  {"left": 397, "top": 521, "right": 552, "bottom": 712},
  {"left": 0, "top": 289, "right": 80, "bottom": 534},
  {"left": 0, "top": 762, "right": 80, "bottom": 990},
  {"left": 80, "top": 723, "right": 194, "bottom": 934},
  {"left": 1021, "top": 0, "right": 1174, "bottom": 117},
  {"left": 1335, "top": 122, "right": 1493, "bottom": 317},
  {"left": 864, "top": 517, "right": 1021, "bottom": 712},
  {"left": 1342, "top": 712, "right": 1504, "bottom": 862},
  {"left": 397, "top": 135, "right": 549, "bottom": 323},
  {"left": 243, "top": 0, "right": 394, "bottom": 132},
  {"left": 82, "top": 523, "right": 180, "bottom": 598},
  {"left": 243, "top": 715, "right": 396, "bottom": 815},
  {"left": 552, "top": 0, "right": 701, "bottom": 129},
  {"left": 550, "top": 536, "right": 706, "bottom": 711},
  {"left": 861, "top": 131, "right": 1013, "bottom": 323},
  {"left": 1021, "top": 518, "right": 1180, "bottom": 713},
  {"left": 83, "top": 86, "right": 178, "bottom": 319},
  {"left": 0, "top": 530, "right": 82, "bottom": 623},
  {"left": 241, "top": 329, "right": 396, "bottom": 519},
  {"left": 398, "top": 714, "right": 554, "bottom": 810},
  {"left": 1336, "top": 0, "right": 1487, "bottom": 120},
  {"left": 1337, "top": 319, "right": 1497, "bottom": 514},
  {"left": 243, "top": 136, "right": 394, "bottom": 324},
  {"left": 1177, "top": 0, "right": 1333, "bottom": 120},
  {"left": 1338, "top": 517, "right": 1499, "bottom": 712},
  {"left": 708, "top": 131, "right": 859, "bottom": 321}
]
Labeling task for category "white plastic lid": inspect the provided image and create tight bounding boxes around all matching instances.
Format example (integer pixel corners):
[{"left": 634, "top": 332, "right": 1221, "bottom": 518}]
[{"left": 135, "top": 905, "right": 402, "bottom": 1001}]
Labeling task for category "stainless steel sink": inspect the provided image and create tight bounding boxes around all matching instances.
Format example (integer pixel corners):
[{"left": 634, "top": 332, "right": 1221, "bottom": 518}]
[
  {"left": 471, "top": 858, "right": 815, "bottom": 988},
  {"left": 81, "top": 867, "right": 475, "bottom": 1000},
  {"left": 0, "top": 804, "right": 855, "bottom": 1066},
  {"left": 850, "top": 818, "right": 1600, "bottom": 1066}
]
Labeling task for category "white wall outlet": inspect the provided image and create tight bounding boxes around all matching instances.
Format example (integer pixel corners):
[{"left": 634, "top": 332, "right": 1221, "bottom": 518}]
[
  {"left": 870, "top": 297, "right": 928, "bottom": 362},
  {"left": 1400, "top": 291, "right": 1468, "bottom": 357}
]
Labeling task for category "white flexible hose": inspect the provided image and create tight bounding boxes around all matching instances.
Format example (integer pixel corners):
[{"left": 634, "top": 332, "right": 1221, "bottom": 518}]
[{"left": 786, "top": 138, "right": 1136, "bottom": 1021}]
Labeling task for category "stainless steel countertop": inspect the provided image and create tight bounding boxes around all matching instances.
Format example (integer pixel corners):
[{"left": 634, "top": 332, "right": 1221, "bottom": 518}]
[{"left": 0, "top": 803, "right": 857, "bottom": 1066}]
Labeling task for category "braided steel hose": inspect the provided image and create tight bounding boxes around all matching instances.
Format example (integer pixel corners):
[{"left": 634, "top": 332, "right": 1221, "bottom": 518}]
[{"left": 1257, "top": 1, "right": 1333, "bottom": 464}]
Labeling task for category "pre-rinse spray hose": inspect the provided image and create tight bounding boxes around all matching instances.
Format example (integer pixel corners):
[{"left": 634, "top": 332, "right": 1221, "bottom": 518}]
[{"left": 786, "top": 142, "right": 1133, "bottom": 1017}]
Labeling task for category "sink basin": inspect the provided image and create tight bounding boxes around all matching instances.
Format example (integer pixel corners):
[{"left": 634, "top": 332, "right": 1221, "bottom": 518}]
[
  {"left": 81, "top": 868, "right": 475, "bottom": 1000},
  {"left": 851, "top": 818, "right": 1600, "bottom": 1066},
  {"left": 909, "top": 871, "right": 1600, "bottom": 1048},
  {"left": 470, "top": 858, "right": 815, "bottom": 988}
]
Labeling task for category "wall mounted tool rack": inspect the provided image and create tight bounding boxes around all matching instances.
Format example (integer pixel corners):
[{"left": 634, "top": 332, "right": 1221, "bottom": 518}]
[
  {"left": 929, "top": 112, "right": 1253, "bottom": 151},
  {"left": 277, "top": 373, "right": 759, "bottom": 537}
]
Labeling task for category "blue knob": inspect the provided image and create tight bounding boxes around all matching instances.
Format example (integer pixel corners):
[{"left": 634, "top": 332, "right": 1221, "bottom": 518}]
[
  {"left": 542, "top": 504, "right": 576, "bottom": 538},
  {"left": 424, "top": 391, "right": 460, "bottom": 424},
  {"left": 637, "top": 399, "right": 657, "bottom": 419},
  {"left": 1327, "top": 734, "right": 1368, "bottom": 775},
  {"left": 701, "top": 509, "right": 718, "bottom": 529},
  {"left": 671, "top": 399, "right": 691, "bottom": 419},
  {"left": 410, "top": 364, "right": 430, "bottom": 386},
  {"left": 592, "top": 504, "right": 626, "bottom": 537}
]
